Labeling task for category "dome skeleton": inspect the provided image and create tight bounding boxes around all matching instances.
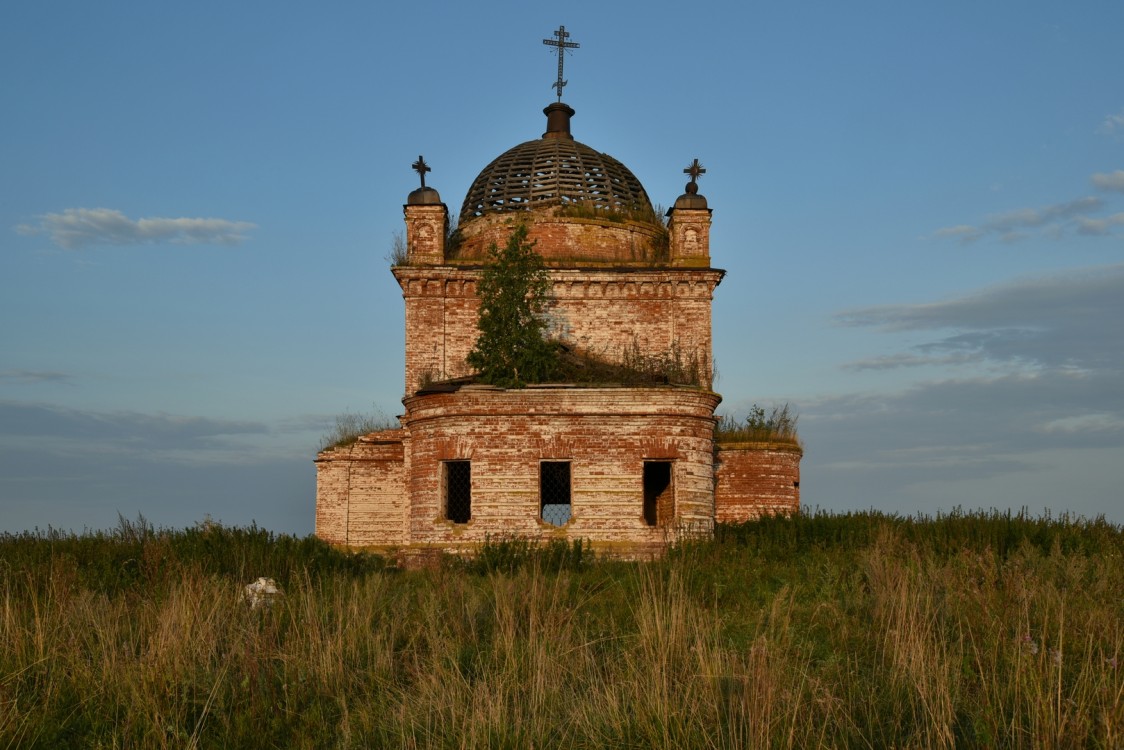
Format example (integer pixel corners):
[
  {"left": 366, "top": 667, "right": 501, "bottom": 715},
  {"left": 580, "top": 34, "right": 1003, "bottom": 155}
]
[{"left": 458, "top": 136, "right": 656, "bottom": 223}]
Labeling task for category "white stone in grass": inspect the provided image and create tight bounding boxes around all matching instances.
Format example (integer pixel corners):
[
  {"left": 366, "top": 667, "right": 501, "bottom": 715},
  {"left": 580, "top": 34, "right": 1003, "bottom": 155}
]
[{"left": 243, "top": 577, "right": 282, "bottom": 609}]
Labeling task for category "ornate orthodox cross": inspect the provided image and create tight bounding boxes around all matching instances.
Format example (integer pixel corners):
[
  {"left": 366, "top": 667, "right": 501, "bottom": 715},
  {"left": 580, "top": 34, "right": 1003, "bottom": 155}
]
[
  {"left": 684, "top": 158, "right": 706, "bottom": 185},
  {"left": 543, "top": 25, "right": 580, "bottom": 101},
  {"left": 411, "top": 155, "right": 431, "bottom": 188}
]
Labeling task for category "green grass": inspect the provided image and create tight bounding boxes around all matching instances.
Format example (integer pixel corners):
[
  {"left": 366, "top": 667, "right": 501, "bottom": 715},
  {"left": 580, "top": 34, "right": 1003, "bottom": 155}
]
[
  {"left": 552, "top": 340, "right": 712, "bottom": 388},
  {"left": 2, "top": 509, "right": 1121, "bottom": 748},
  {"left": 555, "top": 200, "right": 666, "bottom": 229},
  {"left": 423, "top": 340, "right": 714, "bottom": 391},
  {"left": 318, "top": 410, "right": 397, "bottom": 452},
  {"left": 715, "top": 403, "right": 800, "bottom": 446}
]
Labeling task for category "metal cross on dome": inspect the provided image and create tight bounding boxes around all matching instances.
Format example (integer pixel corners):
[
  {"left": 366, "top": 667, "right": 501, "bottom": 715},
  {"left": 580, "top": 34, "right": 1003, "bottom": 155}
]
[
  {"left": 411, "top": 155, "right": 431, "bottom": 188},
  {"left": 543, "top": 25, "right": 580, "bottom": 102}
]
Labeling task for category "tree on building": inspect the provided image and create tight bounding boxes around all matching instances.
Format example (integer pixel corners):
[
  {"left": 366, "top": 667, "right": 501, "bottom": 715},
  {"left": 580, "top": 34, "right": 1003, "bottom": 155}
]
[{"left": 467, "top": 224, "right": 557, "bottom": 387}]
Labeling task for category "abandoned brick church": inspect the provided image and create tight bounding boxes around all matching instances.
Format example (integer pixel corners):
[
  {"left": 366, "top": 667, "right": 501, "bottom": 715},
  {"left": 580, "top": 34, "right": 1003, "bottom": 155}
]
[{"left": 315, "top": 27, "right": 801, "bottom": 553}]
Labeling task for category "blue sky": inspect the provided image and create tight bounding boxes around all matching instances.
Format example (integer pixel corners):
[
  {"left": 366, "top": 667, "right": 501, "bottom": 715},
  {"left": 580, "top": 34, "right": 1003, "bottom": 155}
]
[{"left": 3, "top": 1, "right": 1123, "bottom": 533}]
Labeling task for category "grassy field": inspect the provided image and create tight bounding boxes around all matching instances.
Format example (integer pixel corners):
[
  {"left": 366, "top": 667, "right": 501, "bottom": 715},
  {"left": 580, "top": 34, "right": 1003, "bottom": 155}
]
[{"left": 1, "top": 510, "right": 1122, "bottom": 748}]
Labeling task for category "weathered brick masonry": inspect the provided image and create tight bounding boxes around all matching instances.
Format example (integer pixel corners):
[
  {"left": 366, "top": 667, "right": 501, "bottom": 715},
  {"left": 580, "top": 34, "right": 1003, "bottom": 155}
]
[
  {"left": 456, "top": 213, "right": 666, "bottom": 264},
  {"left": 315, "top": 93, "right": 802, "bottom": 553},
  {"left": 714, "top": 443, "right": 802, "bottom": 523},
  {"left": 316, "top": 430, "right": 407, "bottom": 546},
  {"left": 395, "top": 264, "right": 721, "bottom": 394}
]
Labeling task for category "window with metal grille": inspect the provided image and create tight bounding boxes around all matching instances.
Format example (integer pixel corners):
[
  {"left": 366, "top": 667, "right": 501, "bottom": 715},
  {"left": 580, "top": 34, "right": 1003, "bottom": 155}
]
[
  {"left": 443, "top": 461, "right": 471, "bottom": 524},
  {"left": 540, "top": 461, "right": 571, "bottom": 526},
  {"left": 642, "top": 461, "right": 673, "bottom": 527}
]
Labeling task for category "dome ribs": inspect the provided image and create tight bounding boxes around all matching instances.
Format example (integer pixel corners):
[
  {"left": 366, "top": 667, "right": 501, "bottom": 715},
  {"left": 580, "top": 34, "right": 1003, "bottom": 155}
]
[{"left": 460, "top": 139, "right": 653, "bottom": 223}]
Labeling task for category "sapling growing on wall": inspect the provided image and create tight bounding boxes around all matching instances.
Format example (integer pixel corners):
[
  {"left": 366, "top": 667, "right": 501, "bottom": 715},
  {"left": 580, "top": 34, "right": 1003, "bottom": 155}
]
[{"left": 467, "top": 224, "right": 558, "bottom": 387}]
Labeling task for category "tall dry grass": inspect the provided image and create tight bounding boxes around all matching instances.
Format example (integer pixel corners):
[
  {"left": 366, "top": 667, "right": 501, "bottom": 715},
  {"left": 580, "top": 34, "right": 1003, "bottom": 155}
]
[{"left": 1, "top": 511, "right": 1121, "bottom": 747}]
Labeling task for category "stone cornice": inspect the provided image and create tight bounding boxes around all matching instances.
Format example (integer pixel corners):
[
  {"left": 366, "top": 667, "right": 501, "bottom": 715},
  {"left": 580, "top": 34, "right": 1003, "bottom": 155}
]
[
  {"left": 393, "top": 266, "right": 725, "bottom": 298},
  {"left": 715, "top": 440, "right": 804, "bottom": 455},
  {"left": 402, "top": 385, "right": 722, "bottom": 425}
]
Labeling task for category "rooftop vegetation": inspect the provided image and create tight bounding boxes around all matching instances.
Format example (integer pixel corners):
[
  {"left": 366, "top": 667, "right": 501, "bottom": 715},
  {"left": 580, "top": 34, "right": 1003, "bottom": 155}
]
[
  {"left": 555, "top": 200, "right": 667, "bottom": 228},
  {"left": 318, "top": 410, "right": 397, "bottom": 452},
  {"left": 715, "top": 403, "right": 800, "bottom": 446},
  {"left": 553, "top": 340, "right": 711, "bottom": 388},
  {"left": 386, "top": 231, "right": 409, "bottom": 266}
]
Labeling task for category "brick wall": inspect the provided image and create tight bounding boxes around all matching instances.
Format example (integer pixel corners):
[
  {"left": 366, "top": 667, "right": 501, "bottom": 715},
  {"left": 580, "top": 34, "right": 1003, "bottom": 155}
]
[
  {"left": 315, "top": 430, "right": 407, "bottom": 545},
  {"left": 668, "top": 206, "right": 712, "bottom": 268},
  {"left": 396, "top": 269, "right": 481, "bottom": 390},
  {"left": 454, "top": 212, "right": 667, "bottom": 264},
  {"left": 393, "top": 267, "right": 723, "bottom": 394},
  {"left": 394, "top": 385, "right": 720, "bottom": 551},
  {"left": 403, "top": 204, "right": 446, "bottom": 264},
  {"left": 713, "top": 442, "right": 802, "bottom": 522}
]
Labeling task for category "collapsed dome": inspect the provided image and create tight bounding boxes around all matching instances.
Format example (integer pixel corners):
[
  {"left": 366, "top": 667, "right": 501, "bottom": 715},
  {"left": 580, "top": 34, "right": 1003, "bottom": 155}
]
[{"left": 458, "top": 103, "right": 656, "bottom": 226}]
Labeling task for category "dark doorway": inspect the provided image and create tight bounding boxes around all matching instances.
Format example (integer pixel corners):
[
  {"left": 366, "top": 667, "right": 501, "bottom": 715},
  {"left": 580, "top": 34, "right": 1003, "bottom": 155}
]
[
  {"left": 642, "top": 461, "right": 673, "bottom": 527},
  {"left": 444, "top": 460, "right": 471, "bottom": 524}
]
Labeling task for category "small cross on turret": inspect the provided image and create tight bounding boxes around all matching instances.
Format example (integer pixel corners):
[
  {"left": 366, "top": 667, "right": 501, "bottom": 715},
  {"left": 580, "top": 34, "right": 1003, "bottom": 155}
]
[
  {"left": 412, "top": 155, "right": 431, "bottom": 188},
  {"left": 684, "top": 158, "right": 706, "bottom": 186},
  {"left": 543, "top": 25, "right": 580, "bottom": 102}
]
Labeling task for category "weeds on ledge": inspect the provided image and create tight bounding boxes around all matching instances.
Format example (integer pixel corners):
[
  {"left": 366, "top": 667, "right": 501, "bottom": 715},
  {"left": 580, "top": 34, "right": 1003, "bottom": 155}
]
[
  {"left": 386, "top": 231, "right": 408, "bottom": 266},
  {"left": 553, "top": 339, "right": 711, "bottom": 387},
  {"left": 318, "top": 409, "right": 396, "bottom": 451},
  {"left": 715, "top": 403, "right": 800, "bottom": 445},
  {"left": 555, "top": 200, "right": 665, "bottom": 227},
  {"left": 422, "top": 339, "right": 714, "bottom": 391}
]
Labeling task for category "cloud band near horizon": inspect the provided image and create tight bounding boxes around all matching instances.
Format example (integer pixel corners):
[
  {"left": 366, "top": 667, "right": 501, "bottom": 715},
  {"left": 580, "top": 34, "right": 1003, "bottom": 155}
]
[{"left": 15, "top": 207, "right": 256, "bottom": 249}]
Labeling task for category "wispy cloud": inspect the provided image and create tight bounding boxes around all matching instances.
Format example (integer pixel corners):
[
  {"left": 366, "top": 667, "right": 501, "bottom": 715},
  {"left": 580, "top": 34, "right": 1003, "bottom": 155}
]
[
  {"left": 930, "top": 196, "right": 1110, "bottom": 244},
  {"left": 1091, "top": 170, "right": 1124, "bottom": 193},
  {"left": 837, "top": 263, "right": 1124, "bottom": 373},
  {"left": 0, "top": 401, "right": 268, "bottom": 451},
  {"left": 802, "top": 368, "right": 1124, "bottom": 488},
  {"left": 15, "top": 207, "right": 256, "bottom": 249},
  {"left": 932, "top": 165, "right": 1124, "bottom": 244},
  {"left": 824, "top": 263, "right": 1124, "bottom": 516},
  {"left": 1097, "top": 109, "right": 1124, "bottom": 136},
  {"left": 984, "top": 197, "right": 1101, "bottom": 232},
  {"left": 0, "top": 401, "right": 319, "bottom": 533},
  {"left": 1075, "top": 212, "right": 1124, "bottom": 236},
  {"left": 0, "top": 370, "right": 74, "bottom": 385},
  {"left": 1039, "top": 413, "right": 1124, "bottom": 434},
  {"left": 932, "top": 225, "right": 984, "bottom": 242},
  {"left": 841, "top": 352, "right": 982, "bottom": 371}
]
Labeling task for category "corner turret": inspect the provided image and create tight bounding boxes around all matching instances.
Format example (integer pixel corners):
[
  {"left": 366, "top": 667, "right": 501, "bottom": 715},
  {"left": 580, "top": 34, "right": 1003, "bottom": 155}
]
[
  {"left": 667, "top": 159, "right": 712, "bottom": 268},
  {"left": 402, "top": 155, "right": 447, "bottom": 265}
]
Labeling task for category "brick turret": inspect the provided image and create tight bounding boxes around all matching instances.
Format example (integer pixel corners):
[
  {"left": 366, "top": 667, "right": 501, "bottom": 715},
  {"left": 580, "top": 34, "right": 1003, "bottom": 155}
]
[
  {"left": 403, "top": 190, "right": 447, "bottom": 265},
  {"left": 667, "top": 172, "right": 712, "bottom": 268}
]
